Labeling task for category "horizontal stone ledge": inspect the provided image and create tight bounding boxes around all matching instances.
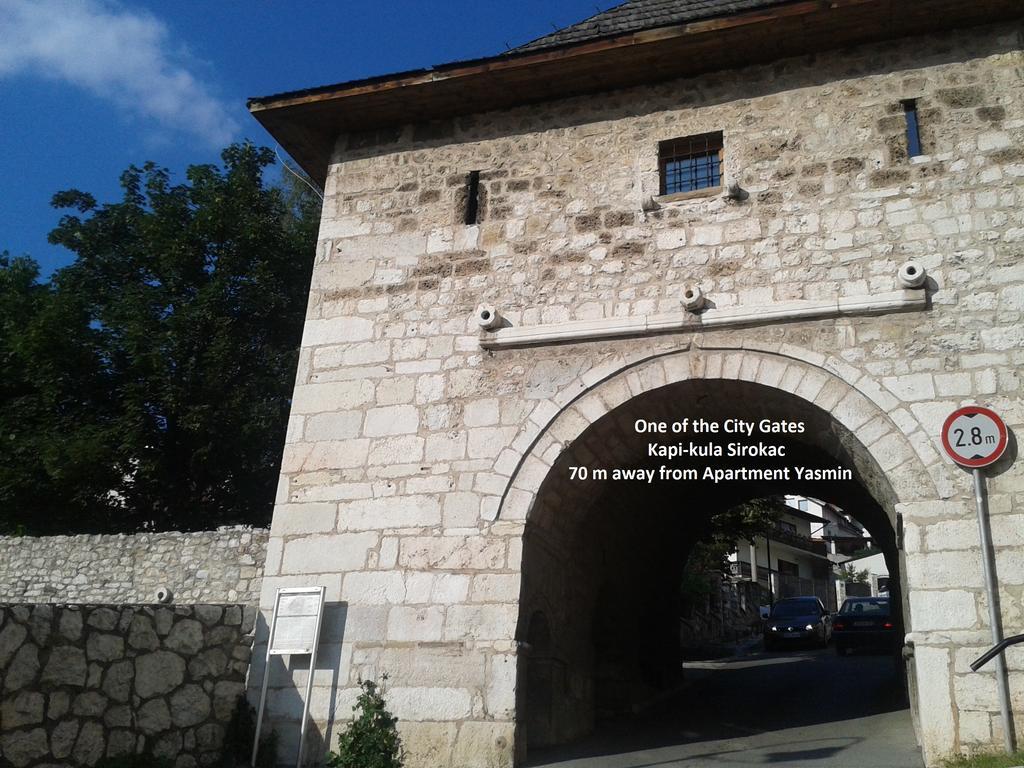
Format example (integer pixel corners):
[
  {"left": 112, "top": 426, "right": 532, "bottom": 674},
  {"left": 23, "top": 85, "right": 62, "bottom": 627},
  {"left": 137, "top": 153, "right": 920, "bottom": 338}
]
[{"left": 479, "top": 290, "right": 928, "bottom": 349}]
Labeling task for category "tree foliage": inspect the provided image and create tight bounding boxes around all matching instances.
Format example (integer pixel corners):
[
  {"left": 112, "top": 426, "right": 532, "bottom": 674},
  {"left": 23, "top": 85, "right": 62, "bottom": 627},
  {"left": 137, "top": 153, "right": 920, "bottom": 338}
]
[
  {"left": 678, "top": 497, "right": 781, "bottom": 607},
  {"left": 678, "top": 497, "right": 782, "bottom": 616},
  {"left": 686, "top": 496, "right": 782, "bottom": 575},
  {"left": 0, "top": 143, "right": 319, "bottom": 534},
  {"left": 837, "top": 563, "right": 871, "bottom": 583},
  {"left": 0, "top": 252, "right": 121, "bottom": 533}
]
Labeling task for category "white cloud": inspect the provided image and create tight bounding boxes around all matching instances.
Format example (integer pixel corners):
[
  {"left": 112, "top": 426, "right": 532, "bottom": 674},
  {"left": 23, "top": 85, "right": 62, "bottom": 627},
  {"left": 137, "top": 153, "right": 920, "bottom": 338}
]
[{"left": 0, "top": 0, "right": 239, "bottom": 146}]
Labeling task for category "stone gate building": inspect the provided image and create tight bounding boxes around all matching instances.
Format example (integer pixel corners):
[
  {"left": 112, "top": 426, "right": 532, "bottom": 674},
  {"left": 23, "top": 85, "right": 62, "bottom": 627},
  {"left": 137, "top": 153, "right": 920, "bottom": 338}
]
[{"left": 249, "top": 0, "right": 1024, "bottom": 765}]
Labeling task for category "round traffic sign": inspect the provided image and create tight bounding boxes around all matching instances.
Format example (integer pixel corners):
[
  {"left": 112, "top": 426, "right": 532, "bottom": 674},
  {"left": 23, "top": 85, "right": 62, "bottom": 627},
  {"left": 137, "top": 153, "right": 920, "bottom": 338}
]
[{"left": 941, "top": 406, "right": 1008, "bottom": 468}]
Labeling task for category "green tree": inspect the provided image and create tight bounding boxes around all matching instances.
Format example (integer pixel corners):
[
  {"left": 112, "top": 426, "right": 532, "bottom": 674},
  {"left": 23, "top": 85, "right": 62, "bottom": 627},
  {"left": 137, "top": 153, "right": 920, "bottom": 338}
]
[
  {"left": 686, "top": 497, "right": 781, "bottom": 575},
  {"left": 0, "top": 252, "right": 122, "bottom": 534},
  {"left": 837, "top": 563, "right": 870, "bottom": 583},
  {"left": 0, "top": 143, "right": 319, "bottom": 533},
  {"left": 679, "top": 497, "right": 781, "bottom": 607}
]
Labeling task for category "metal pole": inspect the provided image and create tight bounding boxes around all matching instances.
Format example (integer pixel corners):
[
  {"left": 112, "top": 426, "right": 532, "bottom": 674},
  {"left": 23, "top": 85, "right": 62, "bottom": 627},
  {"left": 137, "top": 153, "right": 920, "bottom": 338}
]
[
  {"left": 973, "top": 468, "right": 1015, "bottom": 753},
  {"left": 253, "top": 597, "right": 280, "bottom": 767},
  {"left": 295, "top": 586, "right": 326, "bottom": 768},
  {"left": 252, "top": 652, "right": 272, "bottom": 766}
]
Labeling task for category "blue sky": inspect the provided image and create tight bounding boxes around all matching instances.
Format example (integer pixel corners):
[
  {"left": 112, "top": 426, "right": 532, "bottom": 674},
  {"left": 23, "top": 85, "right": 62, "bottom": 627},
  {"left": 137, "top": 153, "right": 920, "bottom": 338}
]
[{"left": 0, "top": 0, "right": 609, "bottom": 277}]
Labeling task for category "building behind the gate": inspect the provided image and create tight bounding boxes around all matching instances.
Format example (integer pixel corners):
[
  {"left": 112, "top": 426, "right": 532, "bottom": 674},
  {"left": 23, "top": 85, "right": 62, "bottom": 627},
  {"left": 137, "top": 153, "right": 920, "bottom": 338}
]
[{"left": 249, "top": 1, "right": 1024, "bottom": 764}]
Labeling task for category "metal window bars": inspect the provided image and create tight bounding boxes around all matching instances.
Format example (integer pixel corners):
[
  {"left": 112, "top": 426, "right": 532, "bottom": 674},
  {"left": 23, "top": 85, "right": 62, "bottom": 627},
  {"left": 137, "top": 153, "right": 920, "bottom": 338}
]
[{"left": 659, "top": 132, "right": 723, "bottom": 195}]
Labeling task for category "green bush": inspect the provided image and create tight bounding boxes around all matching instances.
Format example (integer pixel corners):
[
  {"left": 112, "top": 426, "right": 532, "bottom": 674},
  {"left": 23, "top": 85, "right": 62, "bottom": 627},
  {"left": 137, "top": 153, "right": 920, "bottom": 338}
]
[{"left": 327, "top": 676, "right": 404, "bottom": 768}]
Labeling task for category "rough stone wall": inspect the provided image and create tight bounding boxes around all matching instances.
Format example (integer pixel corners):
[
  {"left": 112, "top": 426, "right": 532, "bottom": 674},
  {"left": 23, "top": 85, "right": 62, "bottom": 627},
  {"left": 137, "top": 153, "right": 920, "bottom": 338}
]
[
  {"left": 0, "top": 527, "right": 268, "bottom": 605},
  {"left": 678, "top": 578, "right": 764, "bottom": 650},
  {"left": 0, "top": 603, "right": 256, "bottom": 767},
  {"left": 260, "top": 21, "right": 1024, "bottom": 766}
]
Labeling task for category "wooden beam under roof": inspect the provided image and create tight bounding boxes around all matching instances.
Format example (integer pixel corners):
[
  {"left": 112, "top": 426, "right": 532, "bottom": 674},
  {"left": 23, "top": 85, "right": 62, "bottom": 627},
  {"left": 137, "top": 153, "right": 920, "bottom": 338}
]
[{"left": 249, "top": 0, "right": 1023, "bottom": 187}]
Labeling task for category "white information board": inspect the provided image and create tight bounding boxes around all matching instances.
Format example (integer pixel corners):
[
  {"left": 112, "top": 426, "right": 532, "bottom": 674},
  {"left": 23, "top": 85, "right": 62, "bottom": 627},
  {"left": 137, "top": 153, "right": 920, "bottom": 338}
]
[
  {"left": 253, "top": 585, "right": 326, "bottom": 768},
  {"left": 270, "top": 590, "right": 324, "bottom": 655}
]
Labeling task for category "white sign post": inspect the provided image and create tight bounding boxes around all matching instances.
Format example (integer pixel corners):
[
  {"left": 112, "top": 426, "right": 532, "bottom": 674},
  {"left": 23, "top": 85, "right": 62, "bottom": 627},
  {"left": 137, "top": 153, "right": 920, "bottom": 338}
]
[
  {"left": 941, "top": 406, "right": 1013, "bottom": 753},
  {"left": 252, "top": 586, "right": 327, "bottom": 767}
]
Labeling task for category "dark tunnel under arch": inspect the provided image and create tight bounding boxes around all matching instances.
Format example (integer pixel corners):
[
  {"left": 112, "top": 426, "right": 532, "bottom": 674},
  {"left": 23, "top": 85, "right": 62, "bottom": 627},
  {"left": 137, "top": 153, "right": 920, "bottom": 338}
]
[{"left": 512, "top": 376, "right": 915, "bottom": 760}]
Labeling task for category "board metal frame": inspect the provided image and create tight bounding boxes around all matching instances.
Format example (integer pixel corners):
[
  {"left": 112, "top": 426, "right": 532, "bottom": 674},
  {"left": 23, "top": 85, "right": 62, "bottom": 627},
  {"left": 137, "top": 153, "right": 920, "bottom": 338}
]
[{"left": 252, "top": 585, "right": 326, "bottom": 767}]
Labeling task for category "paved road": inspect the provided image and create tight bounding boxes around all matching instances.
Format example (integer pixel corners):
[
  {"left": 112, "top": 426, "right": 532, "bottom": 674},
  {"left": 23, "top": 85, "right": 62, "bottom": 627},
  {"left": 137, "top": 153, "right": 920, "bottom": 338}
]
[{"left": 526, "top": 646, "right": 924, "bottom": 768}]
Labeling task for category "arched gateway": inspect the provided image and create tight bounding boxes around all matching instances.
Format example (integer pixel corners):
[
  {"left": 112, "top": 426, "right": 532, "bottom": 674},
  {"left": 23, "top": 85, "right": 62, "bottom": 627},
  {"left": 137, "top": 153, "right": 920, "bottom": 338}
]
[
  {"left": 248, "top": 1, "right": 1024, "bottom": 766},
  {"left": 502, "top": 346, "right": 933, "bottom": 759},
  {"left": 494, "top": 345, "right": 938, "bottom": 524}
]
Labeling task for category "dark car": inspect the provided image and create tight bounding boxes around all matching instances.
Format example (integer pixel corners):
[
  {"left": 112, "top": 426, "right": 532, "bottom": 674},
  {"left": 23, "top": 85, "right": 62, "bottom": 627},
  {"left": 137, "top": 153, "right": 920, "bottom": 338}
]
[
  {"left": 764, "top": 596, "right": 832, "bottom": 650},
  {"left": 833, "top": 596, "right": 898, "bottom": 655}
]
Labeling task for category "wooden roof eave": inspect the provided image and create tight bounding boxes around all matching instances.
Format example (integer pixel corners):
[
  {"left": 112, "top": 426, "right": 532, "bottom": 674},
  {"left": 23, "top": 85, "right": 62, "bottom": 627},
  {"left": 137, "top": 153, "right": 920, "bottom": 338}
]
[{"left": 248, "top": 0, "right": 1023, "bottom": 186}]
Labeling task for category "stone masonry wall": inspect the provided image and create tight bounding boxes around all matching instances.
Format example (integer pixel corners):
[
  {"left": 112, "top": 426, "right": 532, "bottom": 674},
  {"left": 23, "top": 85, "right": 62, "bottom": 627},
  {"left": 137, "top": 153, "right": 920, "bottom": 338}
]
[
  {"left": 0, "top": 527, "right": 268, "bottom": 605},
  {"left": 260, "top": 20, "right": 1024, "bottom": 766},
  {"left": 0, "top": 603, "right": 256, "bottom": 767}
]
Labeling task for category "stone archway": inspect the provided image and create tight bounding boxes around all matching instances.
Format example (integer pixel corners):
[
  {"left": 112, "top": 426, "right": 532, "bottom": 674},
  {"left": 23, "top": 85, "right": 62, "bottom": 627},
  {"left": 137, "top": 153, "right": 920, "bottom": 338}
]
[
  {"left": 491, "top": 345, "right": 943, "bottom": 526},
  {"left": 497, "top": 347, "right": 942, "bottom": 764}
]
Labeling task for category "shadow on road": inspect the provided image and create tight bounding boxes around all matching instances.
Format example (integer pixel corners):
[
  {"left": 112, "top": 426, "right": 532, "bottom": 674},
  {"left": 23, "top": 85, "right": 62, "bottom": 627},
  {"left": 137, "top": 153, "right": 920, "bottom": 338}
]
[{"left": 525, "top": 647, "right": 920, "bottom": 768}]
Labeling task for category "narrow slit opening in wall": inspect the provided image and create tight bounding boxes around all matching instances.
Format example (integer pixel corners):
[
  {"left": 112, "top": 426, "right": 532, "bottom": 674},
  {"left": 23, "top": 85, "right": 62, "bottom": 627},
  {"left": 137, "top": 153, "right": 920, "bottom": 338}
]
[
  {"left": 464, "top": 170, "right": 481, "bottom": 225},
  {"left": 902, "top": 99, "right": 923, "bottom": 158}
]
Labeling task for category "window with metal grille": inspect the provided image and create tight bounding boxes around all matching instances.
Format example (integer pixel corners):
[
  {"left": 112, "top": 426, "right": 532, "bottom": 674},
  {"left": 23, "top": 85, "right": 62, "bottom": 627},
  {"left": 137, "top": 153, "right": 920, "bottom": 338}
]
[{"left": 658, "top": 132, "right": 723, "bottom": 195}]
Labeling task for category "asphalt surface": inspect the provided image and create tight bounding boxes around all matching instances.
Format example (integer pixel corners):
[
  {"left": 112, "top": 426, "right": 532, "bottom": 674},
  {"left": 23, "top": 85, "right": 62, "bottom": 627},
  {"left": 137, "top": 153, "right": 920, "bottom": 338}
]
[{"left": 526, "top": 645, "right": 924, "bottom": 768}]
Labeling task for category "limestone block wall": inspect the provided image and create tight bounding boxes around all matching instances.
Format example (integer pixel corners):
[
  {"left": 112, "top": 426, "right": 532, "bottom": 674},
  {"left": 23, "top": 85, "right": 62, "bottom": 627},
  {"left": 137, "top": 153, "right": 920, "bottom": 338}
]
[
  {"left": 260, "top": 20, "right": 1024, "bottom": 766},
  {"left": 0, "top": 603, "right": 256, "bottom": 767},
  {"left": 0, "top": 527, "right": 268, "bottom": 605}
]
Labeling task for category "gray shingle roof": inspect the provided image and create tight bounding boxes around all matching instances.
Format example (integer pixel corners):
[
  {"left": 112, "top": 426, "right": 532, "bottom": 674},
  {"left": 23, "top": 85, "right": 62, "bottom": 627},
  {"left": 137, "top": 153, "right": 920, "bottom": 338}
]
[{"left": 514, "top": 0, "right": 799, "bottom": 52}]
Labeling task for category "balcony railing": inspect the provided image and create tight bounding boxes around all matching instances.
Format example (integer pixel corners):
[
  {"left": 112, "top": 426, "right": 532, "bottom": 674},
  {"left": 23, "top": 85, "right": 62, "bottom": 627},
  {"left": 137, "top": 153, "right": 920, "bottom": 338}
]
[
  {"left": 769, "top": 527, "right": 827, "bottom": 556},
  {"left": 729, "top": 564, "right": 836, "bottom": 610}
]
